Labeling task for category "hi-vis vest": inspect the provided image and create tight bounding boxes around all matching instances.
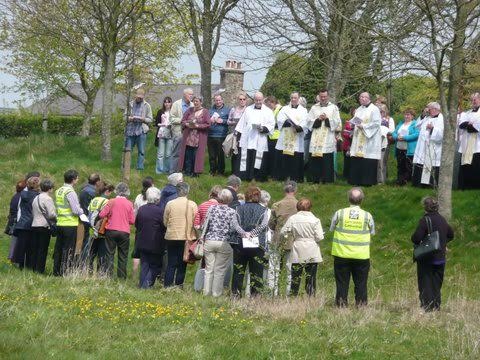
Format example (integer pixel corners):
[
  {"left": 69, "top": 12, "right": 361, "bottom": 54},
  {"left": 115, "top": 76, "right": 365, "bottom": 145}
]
[
  {"left": 87, "top": 197, "right": 108, "bottom": 226},
  {"left": 332, "top": 207, "right": 372, "bottom": 260},
  {"left": 269, "top": 105, "right": 282, "bottom": 140},
  {"left": 55, "top": 185, "right": 78, "bottom": 227}
]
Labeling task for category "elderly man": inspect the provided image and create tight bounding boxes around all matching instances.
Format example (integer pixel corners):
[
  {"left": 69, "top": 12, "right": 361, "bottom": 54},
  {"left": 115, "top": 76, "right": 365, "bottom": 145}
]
[
  {"left": 170, "top": 88, "right": 194, "bottom": 173},
  {"left": 412, "top": 102, "right": 444, "bottom": 187},
  {"left": 226, "top": 175, "right": 241, "bottom": 209},
  {"left": 330, "top": 187, "right": 375, "bottom": 307},
  {"left": 163, "top": 182, "right": 198, "bottom": 288},
  {"left": 235, "top": 92, "right": 275, "bottom": 181},
  {"left": 268, "top": 180, "right": 298, "bottom": 296},
  {"left": 125, "top": 88, "right": 153, "bottom": 170},
  {"left": 208, "top": 94, "right": 231, "bottom": 175},
  {"left": 307, "top": 89, "right": 342, "bottom": 183},
  {"left": 275, "top": 92, "right": 309, "bottom": 182},
  {"left": 458, "top": 93, "right": 480, "bottom": 189},
  {"left": 347, "top": 92, "right": 382, "bottom": 186}
]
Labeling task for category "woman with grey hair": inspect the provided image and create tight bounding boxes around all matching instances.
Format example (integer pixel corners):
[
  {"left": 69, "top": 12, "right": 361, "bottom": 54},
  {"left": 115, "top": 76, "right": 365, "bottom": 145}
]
[
  {"left": 163, "top": 182, "right": 198, "bottom": 287},
  {"left": 135, "top": 187, "right": 165, "bottom": 288},
  {"left": 202, "top": 189, "right": 237, "bottom": 297},
  {"left": 99, "top": 182, "right": 135, "bottom": 279},
  {"left": 411, "top": 196, "right": 454, "bottom": 311},
  {"left": 31, "top": 179, "right": 56, "bottom": 273}
]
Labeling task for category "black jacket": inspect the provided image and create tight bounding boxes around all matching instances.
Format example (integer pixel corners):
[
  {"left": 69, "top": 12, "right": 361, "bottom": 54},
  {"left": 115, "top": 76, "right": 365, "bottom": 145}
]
[
  {"left": 411, "top": 212, "right": 454, "bottom": 263},
  {"left": 14, "top": 190, "right": 39, "bottom": 231},
  {"left": 135, "top": 204, "right": 165, "bottom": 254}
]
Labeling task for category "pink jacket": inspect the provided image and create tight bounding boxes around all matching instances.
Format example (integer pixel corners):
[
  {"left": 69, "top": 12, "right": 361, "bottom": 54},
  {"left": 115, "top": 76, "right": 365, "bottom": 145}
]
[{"left": 99, "top": 196, "right": 135, "bottom": 234}]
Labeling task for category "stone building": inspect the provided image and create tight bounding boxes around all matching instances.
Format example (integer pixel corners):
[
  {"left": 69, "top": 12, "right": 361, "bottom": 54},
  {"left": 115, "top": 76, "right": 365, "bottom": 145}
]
[{"left": 219, "top": 60, "right": 246, "bottom": 107}]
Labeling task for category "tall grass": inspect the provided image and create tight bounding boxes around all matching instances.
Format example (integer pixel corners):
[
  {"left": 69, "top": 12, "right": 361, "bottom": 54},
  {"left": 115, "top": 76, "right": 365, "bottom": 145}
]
[{"left": 0, "top": 133, "right": 479, "bottom": 358}]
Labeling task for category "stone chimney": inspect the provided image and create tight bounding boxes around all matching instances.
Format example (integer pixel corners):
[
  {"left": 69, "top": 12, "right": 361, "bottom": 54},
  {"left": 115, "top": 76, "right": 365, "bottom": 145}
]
[{"left": 220, "top": 60, "right": 245, "bottom": 107}]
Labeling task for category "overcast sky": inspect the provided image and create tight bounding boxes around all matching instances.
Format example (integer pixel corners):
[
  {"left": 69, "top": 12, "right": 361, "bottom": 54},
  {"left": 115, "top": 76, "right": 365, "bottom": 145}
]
[{"left": 0, "top": 50, "right": 267, "bottom": 109}]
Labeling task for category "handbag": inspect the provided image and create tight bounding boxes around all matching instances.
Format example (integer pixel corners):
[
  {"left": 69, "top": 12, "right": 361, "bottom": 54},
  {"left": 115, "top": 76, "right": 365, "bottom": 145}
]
[
  {"left": 222, "top": 133, "right": 237, "bottom": 157},
  {"left": 37, "top": 196, "right": 58, "bottom": 237},
  {"left": 413, "top": 216, "right": 441, "bottom": 261},
  {"left": 192, "top": 207, "right": 213, "bottom": 259}
]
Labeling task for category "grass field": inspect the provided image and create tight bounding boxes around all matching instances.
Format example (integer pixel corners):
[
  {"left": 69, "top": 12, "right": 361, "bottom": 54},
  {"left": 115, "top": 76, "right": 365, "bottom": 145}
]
[{"left": 0, "top": 133, "right": 479, "bottom": 359}]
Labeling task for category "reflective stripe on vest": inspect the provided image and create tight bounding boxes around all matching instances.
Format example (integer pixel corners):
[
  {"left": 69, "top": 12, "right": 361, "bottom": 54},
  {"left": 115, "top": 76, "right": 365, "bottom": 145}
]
[
  {"left": 88, "top": 197, "right": 107, "bottom": 212},
  {"left": 55, "top": 186, "right": 78, "bottom": 226},
  {"left": 332, "top": 207, "right": 371, "bottom": 260}
]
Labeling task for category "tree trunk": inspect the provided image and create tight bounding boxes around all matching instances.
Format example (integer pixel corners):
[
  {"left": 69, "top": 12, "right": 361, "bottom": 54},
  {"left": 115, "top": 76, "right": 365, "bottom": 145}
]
[
  {"left": 437, "top": 2, "right": 468, "bottom": 221},
  {"left": 200, "top": 58, "right": 212, "bottom": 108},
  {"left": 80, "top": 99, "right": 94, "bottom": 137},
  {"left": 101, "top": 52, "right": 116, "bottom": 162}
]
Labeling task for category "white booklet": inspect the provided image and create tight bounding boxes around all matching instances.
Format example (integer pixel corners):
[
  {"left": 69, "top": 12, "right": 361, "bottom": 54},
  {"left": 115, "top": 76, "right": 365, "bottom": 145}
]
[{"left": 242, "top": 236, "right": 259, "bottom": 248}]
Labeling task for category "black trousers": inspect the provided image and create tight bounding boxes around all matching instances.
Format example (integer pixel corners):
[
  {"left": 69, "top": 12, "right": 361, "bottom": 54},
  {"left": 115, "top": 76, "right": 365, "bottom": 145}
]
[
  {"left": 12, "top": 229, "right": 33, "bottom": 269},
  {"left": 207, "top": 137, "right": 226, "bottom": 175},
  {"left": 164, "top": 241, "right": 187, "bottom": 287},
  {"left": 184, "top": 146, "right": 198, "bottom": 176},
  {"left": 103, "top": 230, "right": 130, "bottom": 279},
  {"left": 395, "top": 149, "right": 413, "bottom": 185},
  {"left": 343, "top": 153, "right": 351, "bottom": 180},
  {"left": 279, "top": 152, "right": 305, "bottom": 182},
  {"left": 291, "top": 263, "right": 318, "bottom": 296},
  {"left": 31, "top": 227, "right": 51, "bottom": 273},
  {"left": 348, "top": 158, "right": 378, "bottom": 186},
  {"left": 53, "top": 226, "right": 77, "bottom": 276},
  {"left": 308, "top": 153, "right": 334, "bottom": 184},
  {"left": 266, "top": 139, "right": 281, "bottom": 179},
  {"left": 412, "top": 164, "right": 439, "bottom": 188},
  {"left": 238, "top": 148, "right": 269, "bottom": 182},
  {"left": 82, "top": 236, "right": 107, "bottom": 272},
  {"left": 458, "top": 153, "right": 480, "bottom": 189},
  {"left": 334, "top": 256, "right": 370, "bottom": 306},
  {"left": 417, "top": 261, "right": 445, "bottom": 311},
  {"left": 232, "top": 246, "right": 265, "bottom": 297}
]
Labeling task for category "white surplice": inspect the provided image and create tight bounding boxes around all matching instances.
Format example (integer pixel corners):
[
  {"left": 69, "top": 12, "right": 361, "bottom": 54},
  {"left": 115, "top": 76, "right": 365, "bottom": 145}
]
[
  {"left": 275, "top": 104, "right": 308, "bottom": 153},
  {"left": 307, "top": 102, "right": 341, "bottom": 155},
  {"left": 413, "top": 114, "right": 444, "bottom": 167},
  {"left": 458, "top": 110, "right": 480, "bottom": 164},
  {"left": 349, "top": 103, "right": 382, "bottom": 160},
  {"left": 235, "top": 104, "right": 275, "bottom": 170}
]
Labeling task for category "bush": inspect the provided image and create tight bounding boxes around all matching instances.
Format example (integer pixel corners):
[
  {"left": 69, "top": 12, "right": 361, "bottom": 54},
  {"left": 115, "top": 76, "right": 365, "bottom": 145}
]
[{"left": 0, "top": 113, "right": 126, "bottom": 138}]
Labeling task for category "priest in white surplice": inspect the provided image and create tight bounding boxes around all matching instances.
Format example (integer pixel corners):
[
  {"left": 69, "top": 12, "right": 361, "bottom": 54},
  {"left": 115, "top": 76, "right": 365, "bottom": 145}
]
[
  {"left": 235, "top": 92, "right": 275, "bottom": 181},
  {"left": 458, "top": 93, "right": 480, "bottom": 189},
  {"left": 275, "top": 92, "right": 308, "bottom": 182},
  {"left": 307, "top": 89, "right": 341, "bottom": 183},
  {"left": 348, "top": 92, "right": 382, "bottom": 186},
  {"left": 412, "top": 102, "right": 444, "bottom": 187}
]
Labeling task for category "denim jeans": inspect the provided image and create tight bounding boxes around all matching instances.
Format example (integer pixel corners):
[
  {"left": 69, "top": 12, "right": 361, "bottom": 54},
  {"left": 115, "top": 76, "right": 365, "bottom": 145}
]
[
  {"left": 125, "top": 133, "right": 147, "bottom": 170},
  {"left": 156, "top": 138, "right": 173, "bottom": 174},
  {"left": 184, "top": 146, "right": 197, "bottom": 175}
]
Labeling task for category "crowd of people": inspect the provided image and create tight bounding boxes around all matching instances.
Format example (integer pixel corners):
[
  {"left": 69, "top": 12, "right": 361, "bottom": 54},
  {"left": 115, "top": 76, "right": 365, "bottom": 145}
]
[
  {"left": 125, "top": 87, "right": 480, "bottom": 189},
  {"left": 5, "top": 170, "right": 454, "bottom": 312}
]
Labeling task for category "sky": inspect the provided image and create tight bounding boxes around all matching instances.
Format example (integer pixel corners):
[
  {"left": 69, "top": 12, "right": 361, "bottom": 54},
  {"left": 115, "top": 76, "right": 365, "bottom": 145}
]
[{"left": 0, "top": 50, "right": 268, "bottom": 109}]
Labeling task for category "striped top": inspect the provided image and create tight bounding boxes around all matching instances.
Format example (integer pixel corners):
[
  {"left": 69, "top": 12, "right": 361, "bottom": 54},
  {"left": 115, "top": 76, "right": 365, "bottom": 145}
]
[{"left": 194, "top": 199, "right": 218, "bottom": 228}]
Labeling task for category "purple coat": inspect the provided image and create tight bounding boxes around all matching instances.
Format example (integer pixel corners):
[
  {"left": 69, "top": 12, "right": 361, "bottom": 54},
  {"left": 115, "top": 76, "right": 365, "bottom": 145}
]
[{"left": 177, "top": 107, "right": 210, "bottom": 174}]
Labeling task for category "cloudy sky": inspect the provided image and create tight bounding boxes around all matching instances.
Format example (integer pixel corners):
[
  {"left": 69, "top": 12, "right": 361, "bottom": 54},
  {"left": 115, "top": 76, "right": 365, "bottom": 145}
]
[{"left": 0, "top": 50, "right": 267, "bottom": 108}]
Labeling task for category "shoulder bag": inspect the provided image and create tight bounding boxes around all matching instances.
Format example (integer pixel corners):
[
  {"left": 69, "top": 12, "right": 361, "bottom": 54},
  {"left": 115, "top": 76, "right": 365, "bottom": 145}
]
[
  {"left": 36, "top": 196, "right": 58, "bottom": 237},
  {"left": 413, "top": 216, "right": 441, "bottom": 261}
]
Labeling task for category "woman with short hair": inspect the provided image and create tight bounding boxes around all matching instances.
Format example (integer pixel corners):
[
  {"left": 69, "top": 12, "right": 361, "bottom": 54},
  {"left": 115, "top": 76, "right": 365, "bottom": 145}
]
[
  {"left": 155, "top": 97, "right": 174, "bottom": 174},
  {"left": 230, "top": 186, "right": 269, "bottom": 297},
  {"left": 202, "top": 189, "right": 237, "bottom": 297},
  {"left": 392, "top": 108, "right": 419, "bottom": 185},
  {"left": 99, "top": 182, "right": 135, "bottom": 279},
  {"left": 136, "top": 187, "right": 165, "bottom": 288},
  {"left": 280, "top": 198, "right": 323, "bottom": 296},
  {"left": 31, "top": 179, "right": 57, "bottom": 273},
  {"left": 411, "top": 197, "right": 454, "bottom": 311},
  {"left": 12, "top": 176, "right": 40, "bottom": 269}
]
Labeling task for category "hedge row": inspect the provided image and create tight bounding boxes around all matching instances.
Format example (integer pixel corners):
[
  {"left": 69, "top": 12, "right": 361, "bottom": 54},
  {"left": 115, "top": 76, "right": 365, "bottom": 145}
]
[{"left": 0, "top": 114, "right": 125, "bottom": 138}]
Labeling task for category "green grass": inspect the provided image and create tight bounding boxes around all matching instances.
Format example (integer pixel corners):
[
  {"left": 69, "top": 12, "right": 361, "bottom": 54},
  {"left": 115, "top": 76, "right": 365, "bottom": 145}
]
[{"left": 0, "top": 133, "right": 479, "bottom": 359}]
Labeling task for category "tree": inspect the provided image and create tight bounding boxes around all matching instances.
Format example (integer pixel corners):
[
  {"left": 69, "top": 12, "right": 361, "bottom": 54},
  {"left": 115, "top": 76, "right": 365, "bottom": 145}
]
[
  {"left": 370, "top": 0, "right": 480, "bottom": 219},
  {"left": 169, "top": 0, "right": 240, "bottom": 107},
  {"left": 0, "top": 0, "right": 104, "bottom": 137}
]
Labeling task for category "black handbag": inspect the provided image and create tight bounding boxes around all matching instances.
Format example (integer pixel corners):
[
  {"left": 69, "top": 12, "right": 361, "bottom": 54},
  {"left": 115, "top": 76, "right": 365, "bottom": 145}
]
[{"left": 413, "top": 216, "right": 441, "bottom": 261}]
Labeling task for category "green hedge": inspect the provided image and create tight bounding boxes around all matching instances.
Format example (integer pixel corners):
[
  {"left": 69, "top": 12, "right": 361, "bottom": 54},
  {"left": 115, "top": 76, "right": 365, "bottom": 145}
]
[{"left": 0, "top": 114, "right": 125, "bottom": 138}]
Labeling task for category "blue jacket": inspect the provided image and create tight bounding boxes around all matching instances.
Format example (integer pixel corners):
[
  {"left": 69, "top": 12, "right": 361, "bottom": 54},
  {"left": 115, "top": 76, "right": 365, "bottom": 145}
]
[
  {"left": 14, "top": 190, "right": 39, "bottom": 231},
  {"left": 392, "top": 120, "right": 419, "bottom": 156},
  {"left": 208, "top": 105, "right": 231, "bottom": 138},
  {"left": 158, "top": 184, "right": 178, "bottom": 227},
  {"left": 136, "top": 204, "right": 165, "bottom": 254}
]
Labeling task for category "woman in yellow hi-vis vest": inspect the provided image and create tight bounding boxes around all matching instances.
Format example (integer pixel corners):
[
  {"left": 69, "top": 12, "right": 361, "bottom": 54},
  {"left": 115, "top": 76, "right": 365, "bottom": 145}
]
[{"left": 330, "top": 188, "right": 375, "bottom": 307}]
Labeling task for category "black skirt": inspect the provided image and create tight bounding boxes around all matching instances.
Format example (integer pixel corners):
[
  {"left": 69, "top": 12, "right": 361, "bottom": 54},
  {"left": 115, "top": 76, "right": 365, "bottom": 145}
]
[
  {"left": 458, "top": 153, "right": 480, "bottom": 189},
  {"left": 308, "top": 152, "right": 334, "bottom": 183},
  {"left": 238, "top": 148, "right": 269, "bottom": 182},
  {"left": 348, "top": 157, "right": 378, "bottom": 186},
  {"left": 412, "top": 164, "right": 439, "bottom": 188},
  {"left": 278, "top": 152, "right": 305, "bottom": 182}
]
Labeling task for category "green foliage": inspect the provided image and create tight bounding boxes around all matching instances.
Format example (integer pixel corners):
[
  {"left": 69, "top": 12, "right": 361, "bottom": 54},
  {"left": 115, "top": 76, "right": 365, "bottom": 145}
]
[{"left": 0, "top": 114, "right": 125, "bottom": 138}]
